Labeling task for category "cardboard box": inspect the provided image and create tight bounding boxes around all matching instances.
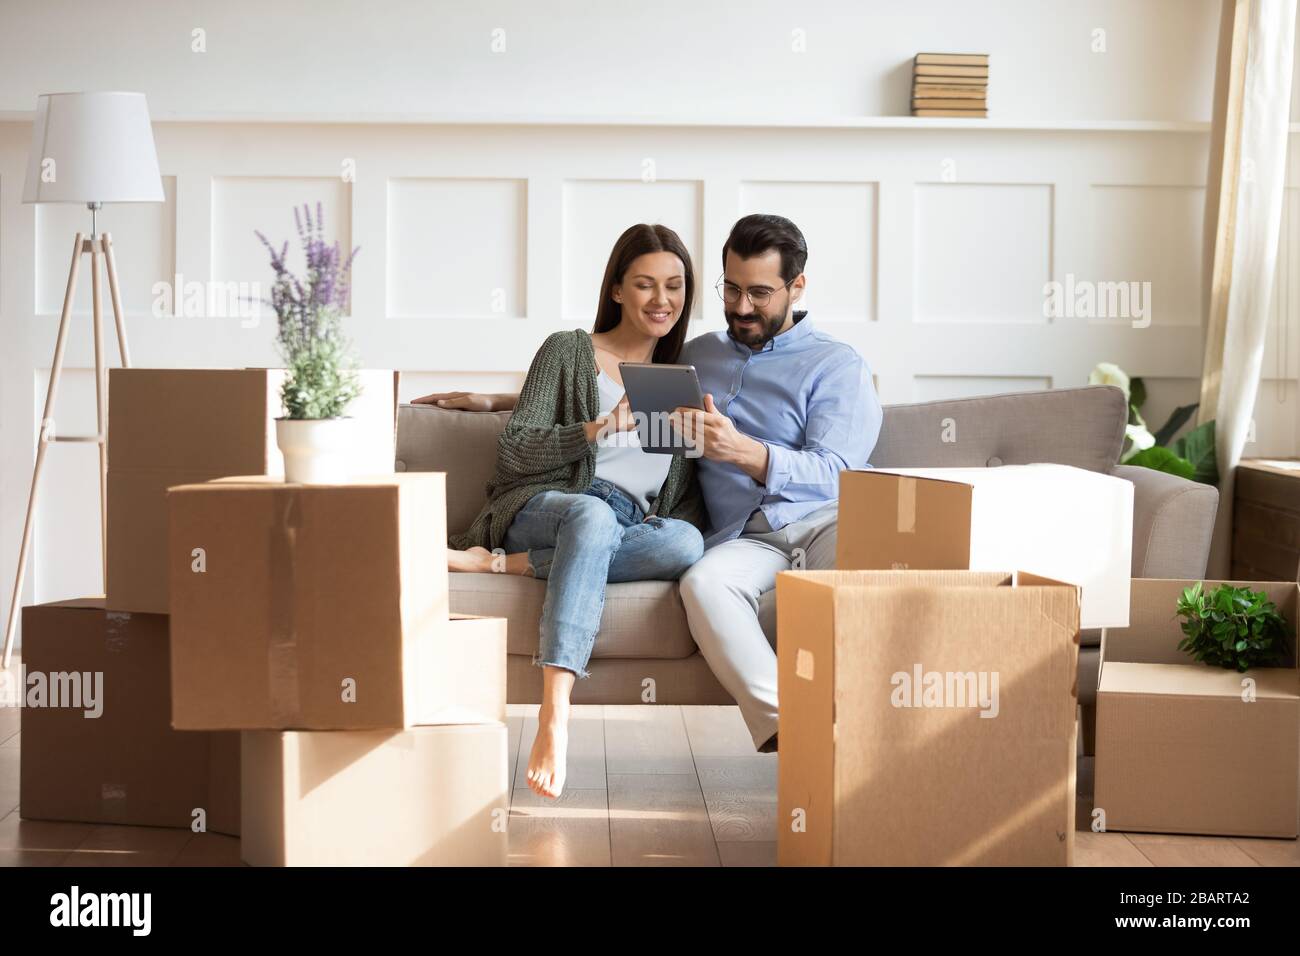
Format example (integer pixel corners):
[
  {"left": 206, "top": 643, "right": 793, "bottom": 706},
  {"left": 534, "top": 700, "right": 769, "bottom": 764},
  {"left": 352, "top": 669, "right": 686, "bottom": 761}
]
[
  {"left": 107, "top": 368, "right": 399, "bottom": 614},
  {"left": 168, "top": 474, "right": 505, "bottom": 730},
  {"left": 837, "top": 463, "right": 1133, "bottom": 630},
  {"left": 240, "top": 722, "right": 509, "bottom": 866},
  {"left": 15, "top": 600, "right": 239, "bottom": 835},
  {"left": 1095, "top": 578, "right": 1300, "bottom": 838},
  {"left": 776, "top": 569, "right": 1080, "bottom": 866}
]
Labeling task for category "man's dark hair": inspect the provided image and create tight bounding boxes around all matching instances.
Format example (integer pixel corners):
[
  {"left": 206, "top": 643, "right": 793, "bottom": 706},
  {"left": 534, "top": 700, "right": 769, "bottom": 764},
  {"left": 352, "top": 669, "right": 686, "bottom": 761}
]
[{"left": 722, "top": 214, "right": 808, "bottom": 283}]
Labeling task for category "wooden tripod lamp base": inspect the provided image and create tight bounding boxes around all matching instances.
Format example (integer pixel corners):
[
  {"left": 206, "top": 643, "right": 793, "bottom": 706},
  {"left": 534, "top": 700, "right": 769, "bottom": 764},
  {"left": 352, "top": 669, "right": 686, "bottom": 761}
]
[{"left": 1, "top": 231, "right": 131, "bottom": 668}]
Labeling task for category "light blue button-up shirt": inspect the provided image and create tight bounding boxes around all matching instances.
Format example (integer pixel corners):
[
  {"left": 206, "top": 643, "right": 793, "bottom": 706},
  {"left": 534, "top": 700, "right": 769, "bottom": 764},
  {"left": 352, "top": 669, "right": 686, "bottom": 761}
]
[{"left": 678, "top": 312, "right": 882, "bottom": 549}]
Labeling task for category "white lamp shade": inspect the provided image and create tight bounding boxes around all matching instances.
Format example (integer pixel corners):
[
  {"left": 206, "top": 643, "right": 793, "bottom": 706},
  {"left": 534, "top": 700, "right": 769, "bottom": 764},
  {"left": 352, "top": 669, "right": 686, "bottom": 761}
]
[{"left": 22, "top": 92, "right": 164, "bottom": 204}]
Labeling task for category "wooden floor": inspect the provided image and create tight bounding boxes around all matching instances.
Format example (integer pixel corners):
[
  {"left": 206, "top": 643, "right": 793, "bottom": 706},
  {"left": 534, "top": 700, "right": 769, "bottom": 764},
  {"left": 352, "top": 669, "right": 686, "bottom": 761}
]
[{"left": 1, "top": 701, "right": 1296, "bottom": 867}]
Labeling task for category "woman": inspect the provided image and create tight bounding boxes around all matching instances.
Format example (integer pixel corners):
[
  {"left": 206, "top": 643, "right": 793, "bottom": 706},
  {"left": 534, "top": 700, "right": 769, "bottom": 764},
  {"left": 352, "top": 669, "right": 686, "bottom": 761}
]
[{"left": 438, "top": 224, "right": 707, "bottom": 800}]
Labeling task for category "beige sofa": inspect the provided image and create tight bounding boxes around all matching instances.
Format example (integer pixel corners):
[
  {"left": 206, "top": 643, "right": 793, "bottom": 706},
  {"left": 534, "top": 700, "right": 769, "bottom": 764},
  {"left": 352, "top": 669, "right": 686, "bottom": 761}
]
[{"left": 395, "top": 383, "right": 1219, "bottom": 748}]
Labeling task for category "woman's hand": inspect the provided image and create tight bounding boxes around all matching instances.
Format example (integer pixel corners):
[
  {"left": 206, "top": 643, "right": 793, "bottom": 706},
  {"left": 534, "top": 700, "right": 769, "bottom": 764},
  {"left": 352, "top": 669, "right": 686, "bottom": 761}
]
[
  {"left": 585, "top": 396, "right": 639, "bottom": 442},
  {"left": 412, "top": 391, "right": 515, "bottom": 412}
]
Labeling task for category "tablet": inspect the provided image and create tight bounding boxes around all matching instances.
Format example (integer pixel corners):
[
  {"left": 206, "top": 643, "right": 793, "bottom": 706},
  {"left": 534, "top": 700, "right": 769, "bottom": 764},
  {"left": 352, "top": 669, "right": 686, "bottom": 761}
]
[{"left": 618, "top": 362, "right": 705, "bottom": 455}]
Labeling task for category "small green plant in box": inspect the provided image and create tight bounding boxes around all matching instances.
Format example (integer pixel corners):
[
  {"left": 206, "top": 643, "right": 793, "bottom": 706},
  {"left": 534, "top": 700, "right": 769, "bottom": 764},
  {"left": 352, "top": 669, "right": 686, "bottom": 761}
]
[{"left": 1175, "top": 581, "right": 1292, "bottom": 672}]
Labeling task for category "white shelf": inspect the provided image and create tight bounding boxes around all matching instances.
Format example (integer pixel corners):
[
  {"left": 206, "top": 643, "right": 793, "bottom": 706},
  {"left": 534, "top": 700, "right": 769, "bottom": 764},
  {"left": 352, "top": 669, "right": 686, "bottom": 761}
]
[{"left": 0, "top": 109, "right": 1212, "bottom": 133}]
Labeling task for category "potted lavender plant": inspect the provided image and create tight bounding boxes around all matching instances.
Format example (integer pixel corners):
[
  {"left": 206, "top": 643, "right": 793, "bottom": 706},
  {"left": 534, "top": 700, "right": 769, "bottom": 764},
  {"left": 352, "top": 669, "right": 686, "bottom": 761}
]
[{"left": 256, "top": 203, "right": 362, "bottom": 483}]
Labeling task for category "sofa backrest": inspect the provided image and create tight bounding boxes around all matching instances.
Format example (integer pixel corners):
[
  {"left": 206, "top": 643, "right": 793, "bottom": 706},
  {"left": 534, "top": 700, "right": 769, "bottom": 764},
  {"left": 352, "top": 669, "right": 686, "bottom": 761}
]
[
  {"left": 396, "top": 406, "right": 512, "bottom": 535},
  {"left": 395, "top": 385, "right": 1128, "bottom": 535},
  {"left": 868, "top": 385, "right": 1126, "bottom": 472}
]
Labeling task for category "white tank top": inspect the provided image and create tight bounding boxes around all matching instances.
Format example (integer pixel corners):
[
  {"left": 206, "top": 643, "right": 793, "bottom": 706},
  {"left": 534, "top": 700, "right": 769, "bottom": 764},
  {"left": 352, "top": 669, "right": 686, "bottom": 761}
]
[{"left": 593, "top": 368, "right": 672, "bottom": 514}]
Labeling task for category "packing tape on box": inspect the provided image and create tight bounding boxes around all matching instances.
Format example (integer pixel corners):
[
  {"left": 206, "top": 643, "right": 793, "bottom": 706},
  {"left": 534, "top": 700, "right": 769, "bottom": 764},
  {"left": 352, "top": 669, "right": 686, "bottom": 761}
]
[
  {"left": 897, "top": 476, "right": 917, "bottom": 534},
  {"left": 268, "top": 490, "right": 303, "bottom": 725}
]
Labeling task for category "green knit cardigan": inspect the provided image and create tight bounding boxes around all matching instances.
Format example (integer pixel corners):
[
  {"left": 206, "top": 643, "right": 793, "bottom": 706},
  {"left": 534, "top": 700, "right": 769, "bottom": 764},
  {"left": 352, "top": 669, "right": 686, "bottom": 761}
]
[{"left": 450, "top": 329, "right": 708, "bottom": 551}]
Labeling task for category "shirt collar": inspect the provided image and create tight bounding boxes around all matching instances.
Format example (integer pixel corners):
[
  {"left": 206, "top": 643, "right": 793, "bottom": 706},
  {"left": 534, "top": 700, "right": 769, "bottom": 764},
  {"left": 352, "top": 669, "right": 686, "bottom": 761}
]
[{"left": 731, "top": 310, "right": 812, "bottom": 356}]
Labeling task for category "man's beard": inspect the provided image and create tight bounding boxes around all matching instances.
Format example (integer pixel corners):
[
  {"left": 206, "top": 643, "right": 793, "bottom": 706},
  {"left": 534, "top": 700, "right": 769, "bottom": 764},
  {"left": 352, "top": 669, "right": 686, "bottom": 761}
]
[{"left": 725, "top": 309, "right": 786, "bottom": 349}]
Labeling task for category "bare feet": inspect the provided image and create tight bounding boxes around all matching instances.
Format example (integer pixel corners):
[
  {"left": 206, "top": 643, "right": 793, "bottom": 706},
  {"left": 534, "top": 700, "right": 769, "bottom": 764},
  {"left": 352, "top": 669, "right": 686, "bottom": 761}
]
[
  {"left": 526, "top": 702, "right": 569, "bottom": 799},
  {"left": 447, "top": 547, "right": 534, "bottom": 575},
  {"left": 447, "top": 546, "right": 495, "bottom": 572}
]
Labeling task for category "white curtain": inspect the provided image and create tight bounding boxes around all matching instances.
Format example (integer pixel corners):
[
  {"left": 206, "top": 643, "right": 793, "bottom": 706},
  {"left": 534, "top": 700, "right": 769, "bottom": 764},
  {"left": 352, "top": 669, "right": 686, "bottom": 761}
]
[{"left": 1201, "top": 0, "right": 1297, "bottom": 577}]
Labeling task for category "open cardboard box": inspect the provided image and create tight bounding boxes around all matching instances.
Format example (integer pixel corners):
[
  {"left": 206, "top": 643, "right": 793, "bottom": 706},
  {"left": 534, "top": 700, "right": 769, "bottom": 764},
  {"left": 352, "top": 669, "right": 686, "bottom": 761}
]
[
  {"left": 776, "top": 568, "right": 1081, "bottom": 866},
  {"left": 837, "top": 463, "right": 1132, "bottom": 630},
  {"left": 1094, "top": 578, "right": 1300, "bottom": 839}
]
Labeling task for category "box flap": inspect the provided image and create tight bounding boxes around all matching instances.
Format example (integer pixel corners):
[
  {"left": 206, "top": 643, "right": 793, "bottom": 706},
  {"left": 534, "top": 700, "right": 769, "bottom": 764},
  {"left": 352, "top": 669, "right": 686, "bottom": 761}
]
[
  {"left": 836, "top": 472, "right": 973, "bottom": 571},
  {"left": 1099, "top": 661, "right": 1300, "bottom": 700}
]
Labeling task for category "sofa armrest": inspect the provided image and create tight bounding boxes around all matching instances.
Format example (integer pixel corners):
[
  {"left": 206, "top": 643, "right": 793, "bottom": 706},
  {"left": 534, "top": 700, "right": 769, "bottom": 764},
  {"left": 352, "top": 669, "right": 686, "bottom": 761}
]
[{"left": 1111, "top": 464, "right": 1219, "bottom": 578}]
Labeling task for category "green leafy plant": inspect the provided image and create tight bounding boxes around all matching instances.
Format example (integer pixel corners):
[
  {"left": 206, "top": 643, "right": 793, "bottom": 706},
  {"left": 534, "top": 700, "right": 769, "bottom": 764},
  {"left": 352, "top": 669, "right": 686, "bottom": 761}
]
[
  {"left": 1175, "top": 581, "right": 1291, "bottom": 672},
  {"left": 256, "top": 203, "right": 361, "bottom": 420},
  {"left": 1088, "top": 362, "right": 1217, "bottom": 485}
]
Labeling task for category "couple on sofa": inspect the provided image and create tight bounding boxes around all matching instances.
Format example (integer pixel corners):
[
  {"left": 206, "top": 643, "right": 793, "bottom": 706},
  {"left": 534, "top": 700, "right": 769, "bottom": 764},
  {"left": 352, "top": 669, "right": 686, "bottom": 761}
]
[{"left": 418, "top": 214, "right": 882, "bottom": 799}]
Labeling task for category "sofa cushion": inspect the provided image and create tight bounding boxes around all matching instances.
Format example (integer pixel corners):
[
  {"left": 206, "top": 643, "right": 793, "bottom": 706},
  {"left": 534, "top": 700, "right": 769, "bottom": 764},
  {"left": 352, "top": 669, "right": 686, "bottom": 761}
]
[
  {"left": 869, "top": 385, "right": 1126, "bottom": 474},
  {"left": 449, "top": 572, "right": 698, "bottom": 660},
  {"left": 395, "top": 404, "right": 512, "bottom": 535}
]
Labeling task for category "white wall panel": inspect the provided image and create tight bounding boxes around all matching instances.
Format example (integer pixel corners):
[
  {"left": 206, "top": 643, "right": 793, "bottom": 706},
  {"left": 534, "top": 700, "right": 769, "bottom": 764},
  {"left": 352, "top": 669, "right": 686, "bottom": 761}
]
[
  {"left": 387, "top": 178, "right": 526, "bottom": 320},
  {"left": 1089, "top": 184, "right": 1204, "bottom": 327},
  {"left": 912, "top": 375, "right": 1051, "bottom": 403},
  {"left": 913, "top": 183, "right": 1053, "bottom": 324}
]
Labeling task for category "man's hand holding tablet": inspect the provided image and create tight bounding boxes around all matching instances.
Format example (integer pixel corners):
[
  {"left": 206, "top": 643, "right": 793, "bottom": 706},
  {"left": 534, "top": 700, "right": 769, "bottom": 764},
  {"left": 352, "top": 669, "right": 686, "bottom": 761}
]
[{"left": 670, "top": 393, "right": 770, "bottom": 482}]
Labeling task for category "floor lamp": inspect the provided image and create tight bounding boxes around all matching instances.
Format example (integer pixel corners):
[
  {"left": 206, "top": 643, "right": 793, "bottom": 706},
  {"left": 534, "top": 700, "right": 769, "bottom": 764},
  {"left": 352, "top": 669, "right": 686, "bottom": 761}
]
[{"left": 2, "top": 92, "right": 164, "bottom": 668}]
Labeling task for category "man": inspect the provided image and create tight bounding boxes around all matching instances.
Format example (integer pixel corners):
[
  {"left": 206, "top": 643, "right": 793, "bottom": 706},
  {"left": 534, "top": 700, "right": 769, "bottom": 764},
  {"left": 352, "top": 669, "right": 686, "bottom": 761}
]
[
  {"left": 419, "top": 214, "right": 882, "bottom": 752},
  {"left": 669, "top": 214, "right": 880, "bottom": 751}
]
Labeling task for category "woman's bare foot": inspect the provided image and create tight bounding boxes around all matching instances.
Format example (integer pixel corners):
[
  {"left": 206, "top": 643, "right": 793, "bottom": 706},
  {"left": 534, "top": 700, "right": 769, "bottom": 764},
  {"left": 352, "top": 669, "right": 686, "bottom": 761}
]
[
  {"left": 447, "top": 546, "right": 495, "bottom": 572},
  {"left": 447, "top": 547, "right": 534, "bottom": 575},
  {"left": 526, "top": 701, "right": 570, "bottom": 799}
]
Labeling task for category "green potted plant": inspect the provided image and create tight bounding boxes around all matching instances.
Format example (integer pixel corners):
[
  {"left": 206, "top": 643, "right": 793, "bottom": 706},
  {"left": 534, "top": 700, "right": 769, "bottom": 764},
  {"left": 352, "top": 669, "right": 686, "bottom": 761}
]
[
  {"left": 256, "top": 203, "right": 361, "bottom": 483},
  {"left": 1175, "top": 581, "right": 1292, "bottom": 672}
]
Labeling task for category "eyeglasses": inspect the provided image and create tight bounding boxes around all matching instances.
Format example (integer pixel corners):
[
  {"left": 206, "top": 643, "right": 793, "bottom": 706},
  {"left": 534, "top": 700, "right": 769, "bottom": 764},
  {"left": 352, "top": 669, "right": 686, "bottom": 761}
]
[{"left": 715, "top": 275, "right": 794, "bottom": 309}]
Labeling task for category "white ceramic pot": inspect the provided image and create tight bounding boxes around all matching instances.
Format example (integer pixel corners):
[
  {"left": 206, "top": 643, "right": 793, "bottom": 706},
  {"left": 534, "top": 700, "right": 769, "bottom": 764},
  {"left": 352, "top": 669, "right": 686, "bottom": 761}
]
[{"left": 275, "top": 417, "right": 357, "bottom": 484}]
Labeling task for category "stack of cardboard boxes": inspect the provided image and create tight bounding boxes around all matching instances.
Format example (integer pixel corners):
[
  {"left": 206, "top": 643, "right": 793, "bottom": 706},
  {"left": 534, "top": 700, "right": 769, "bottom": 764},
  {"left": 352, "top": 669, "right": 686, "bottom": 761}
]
[
  {"left": 777, "top": 464, "right": 1134, "bottom": 866},
  {"left": 19, "top": 368, "right": 378, "bottom": 836},
  {"left": 168, "top": 473, "right": 509, "bottom": 865},
  {"left": 21, "top": 368, "right": 510, "bottom": 866}
]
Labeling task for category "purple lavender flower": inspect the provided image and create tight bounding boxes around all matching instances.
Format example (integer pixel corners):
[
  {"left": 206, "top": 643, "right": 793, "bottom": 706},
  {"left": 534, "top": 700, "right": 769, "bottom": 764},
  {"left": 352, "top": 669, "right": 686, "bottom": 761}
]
[{"left": 254, "top": 203, "right": 363, "bottom": 419}]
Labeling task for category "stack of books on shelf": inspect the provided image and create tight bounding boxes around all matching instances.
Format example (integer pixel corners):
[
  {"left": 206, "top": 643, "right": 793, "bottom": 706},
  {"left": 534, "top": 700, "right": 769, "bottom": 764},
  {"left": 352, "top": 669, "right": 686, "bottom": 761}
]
[{"left": 912, "top": 53, "right": 988, "bottom": 118}]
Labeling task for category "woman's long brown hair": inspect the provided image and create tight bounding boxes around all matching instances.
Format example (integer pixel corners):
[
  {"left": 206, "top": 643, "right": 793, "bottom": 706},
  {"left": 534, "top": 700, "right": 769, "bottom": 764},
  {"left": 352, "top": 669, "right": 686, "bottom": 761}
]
[{"left": 592, "top": 223, "right": 694, "bottom": 364}]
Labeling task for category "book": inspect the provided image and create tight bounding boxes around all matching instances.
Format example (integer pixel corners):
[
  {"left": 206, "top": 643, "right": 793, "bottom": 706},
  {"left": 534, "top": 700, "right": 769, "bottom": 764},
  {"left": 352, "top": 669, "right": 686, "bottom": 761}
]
[
  {"left": 912, "top": 98, "right": 988, "bottom": 110},
  {"left": 914, "top": 64, "right": 989, "bottom": 77},
  {"left": 910, "top": 85, "right": 987, "bottom": 99},
  {"left": 913, "top": 74, "right": 988, "bottom": 86},
  {"left": 915, "top": 52, "right": 989, "bottom": 67},
  {"left": 912, "top": 109, "right": 989, "bottom": 118}
]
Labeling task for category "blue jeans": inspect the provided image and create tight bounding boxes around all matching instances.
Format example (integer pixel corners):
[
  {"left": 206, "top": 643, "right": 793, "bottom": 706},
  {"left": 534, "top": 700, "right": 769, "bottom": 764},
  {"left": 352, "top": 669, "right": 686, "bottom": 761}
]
[{"left": 503, "top": 478, "right": 704, "bottom": 678}]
